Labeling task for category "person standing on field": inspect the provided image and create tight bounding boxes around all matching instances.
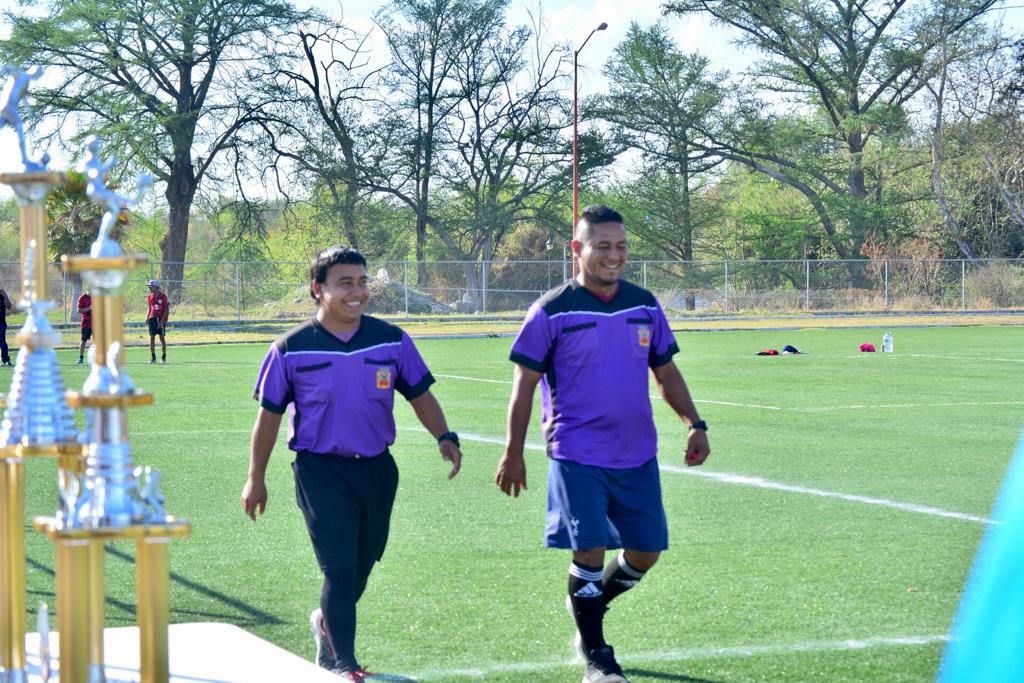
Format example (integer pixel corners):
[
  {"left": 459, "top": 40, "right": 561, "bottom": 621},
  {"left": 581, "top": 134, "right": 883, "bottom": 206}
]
[
  {"left": 241, "top": 246, "right": 462, "bottom": 682},
  {"left": 146, "top": 279, "right": 169, "bottom": 364},
  {"left": 0, "top": 284, "right": 12, "bottom": 366},
  {"left": 496, "top": 205, "right": 711, "bottom": 683},
  {"left": 77, "top": 287, "right": 92, "bottom": 364}
]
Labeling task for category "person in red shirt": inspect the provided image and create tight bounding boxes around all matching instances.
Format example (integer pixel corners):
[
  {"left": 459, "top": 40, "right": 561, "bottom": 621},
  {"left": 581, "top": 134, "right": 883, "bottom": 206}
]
[
  {"left": 77, "top": 288, "right": 92, "bottom": 364},
  {"left": 146, "top": 279, "right": 169, "bottom": 364}
]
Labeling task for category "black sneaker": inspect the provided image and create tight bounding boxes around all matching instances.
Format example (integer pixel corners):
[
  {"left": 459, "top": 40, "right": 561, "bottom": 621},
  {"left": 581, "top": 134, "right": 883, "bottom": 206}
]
[{"left": 583, "top": 645, "right": 629, "bottom": 683}]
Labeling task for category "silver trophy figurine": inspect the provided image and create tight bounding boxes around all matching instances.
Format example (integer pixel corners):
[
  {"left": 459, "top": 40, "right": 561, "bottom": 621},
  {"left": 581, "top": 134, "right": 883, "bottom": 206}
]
[
  {"left": 0, "top": 240, "right": 78, "bottom": 447},
  {"left": 81, "top": 135, "right": 153, "bottom": 283},
  {"left": 67, "top": 137, "right": 163, "bottom": 529},
  {"left": 0, "top": 64, "right": 50, "bottom": 173}
]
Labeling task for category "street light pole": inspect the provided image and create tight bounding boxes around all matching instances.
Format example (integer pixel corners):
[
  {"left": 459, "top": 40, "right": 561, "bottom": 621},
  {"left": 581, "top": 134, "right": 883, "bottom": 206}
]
[{"left": 572, "top": 21, "right": 608, "bottom": 277}]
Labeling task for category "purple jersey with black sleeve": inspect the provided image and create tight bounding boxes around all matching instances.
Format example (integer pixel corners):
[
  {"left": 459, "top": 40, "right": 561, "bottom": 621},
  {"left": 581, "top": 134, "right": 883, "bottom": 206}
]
[
  {"left": 254, "top": 316, "right": 435, "bottom": 457},
  {"left": 510, "top": 279, "right": 679, "bottom": 469}
]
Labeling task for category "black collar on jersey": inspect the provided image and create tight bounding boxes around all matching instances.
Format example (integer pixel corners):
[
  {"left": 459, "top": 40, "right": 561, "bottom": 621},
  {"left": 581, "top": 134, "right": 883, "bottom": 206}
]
[
  {"left": 275, "top": 316, "right": 404, "bottom": 355},
  {"left": 537, "top": 278, "right": 658, "bottom": 317}
]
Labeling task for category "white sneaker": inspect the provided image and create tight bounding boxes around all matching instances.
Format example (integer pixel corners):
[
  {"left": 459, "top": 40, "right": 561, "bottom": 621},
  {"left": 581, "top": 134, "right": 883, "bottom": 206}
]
[{"left": 309, "top": 607, "right": 337, "bottom": 671}]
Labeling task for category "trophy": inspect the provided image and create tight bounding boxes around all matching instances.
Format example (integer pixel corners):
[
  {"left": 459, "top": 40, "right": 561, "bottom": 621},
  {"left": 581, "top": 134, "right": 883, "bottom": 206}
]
[
  {"left": 35, "top": 136, "right": 191, "bottom": 683},
  {"left": 0, "top": 64, "right": 82, "bottom": 683}
]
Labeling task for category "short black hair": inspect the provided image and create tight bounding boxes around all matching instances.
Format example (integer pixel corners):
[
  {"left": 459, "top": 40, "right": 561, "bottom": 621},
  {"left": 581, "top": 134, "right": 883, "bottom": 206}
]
[
  {"left": 309, "top": 245, "right": 367, "bottom": 301},
  {"left": 577, "top": 205, "right": 626, "bottom": 243},
  {"left": 580, "top": 204, "right": 624, "bottom": 226}
]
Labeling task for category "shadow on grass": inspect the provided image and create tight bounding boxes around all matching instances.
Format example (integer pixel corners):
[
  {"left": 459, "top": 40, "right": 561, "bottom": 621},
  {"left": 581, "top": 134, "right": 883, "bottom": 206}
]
[
  {"left": 27, "top": 545, "right": 285, "bottom": 627},
  {"left": 104, "top": 545, "right": 285, "bottom": 626},
  {"left": 627, "top": 669, "right": 726, "bottom": 683}
]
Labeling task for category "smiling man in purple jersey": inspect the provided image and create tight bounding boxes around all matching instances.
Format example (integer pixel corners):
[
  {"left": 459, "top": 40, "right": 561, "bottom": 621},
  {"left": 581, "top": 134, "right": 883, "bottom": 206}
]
[
  {"left": 496, "top": 205, "right": 711, "bottom": 683},
  {"left": 241, "top": 246, "right": 462, "bottom": 682}
]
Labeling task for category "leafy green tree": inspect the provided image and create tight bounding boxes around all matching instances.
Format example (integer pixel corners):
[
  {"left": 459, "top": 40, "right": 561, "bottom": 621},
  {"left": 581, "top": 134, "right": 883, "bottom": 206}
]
[
  {"left": 662, "top": 0, "right": 998, "bottom": 258},
  {"left": 1, "top": 0, "right": 312, "bottom": 298},
  {"left": 597, "top": 22, "right": 726, "bottom": 263},
  {"left": 0, "top": 198, "right": 20, "bottom": 261},
  {"left": 607, "top": 168, "right": 722, "bottom": 262}
]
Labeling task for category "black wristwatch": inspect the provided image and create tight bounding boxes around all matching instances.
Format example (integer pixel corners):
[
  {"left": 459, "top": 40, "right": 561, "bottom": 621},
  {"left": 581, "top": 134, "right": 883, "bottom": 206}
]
[
  {"left": 689, "top": 420, "right": 708, "bottom": 432},
  {"left": 437, "top": 431, "right": 460, "bottom": 447}
]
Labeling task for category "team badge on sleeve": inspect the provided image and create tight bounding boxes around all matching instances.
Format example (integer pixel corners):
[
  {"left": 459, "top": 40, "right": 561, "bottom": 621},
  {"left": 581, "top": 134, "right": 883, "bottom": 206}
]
[
  {"left": 637, "top": 326, "right": 651, "bottom": 348},
  {"left": 376, "top": 367, "right": 392, "bottom": 390}
]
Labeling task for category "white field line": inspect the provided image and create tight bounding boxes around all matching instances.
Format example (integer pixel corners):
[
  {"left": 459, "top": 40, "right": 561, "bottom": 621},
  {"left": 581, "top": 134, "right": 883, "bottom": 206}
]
[
  {"left": 144, "top": 425, "right": 998, "bottom": 526},
  {"left": 695, "top": 399, "right": 783, "bottom": 410},
  {"left": 407, "top": 634, "right": 948, "bottom": 680},
  {"left": 437, "top": 372, "right": 1021, "bottom": 412},
  {"left": 435, "top": 373, "right": 784, "bottom": 410},
  {"left": 435, "top": 373, "right": 514, "bottom": 385},
  {"left": 902, "top": 353, "right": 1024, "bottom": 364},
  {"left": 793, "top": 400, "right": 1024, "bottom": 412},
  {"left": 659, "top": 464, "right": 995, "bottom": 525},
  {"left": 418, "top": 431, "right": 995, "bottom": 526}
]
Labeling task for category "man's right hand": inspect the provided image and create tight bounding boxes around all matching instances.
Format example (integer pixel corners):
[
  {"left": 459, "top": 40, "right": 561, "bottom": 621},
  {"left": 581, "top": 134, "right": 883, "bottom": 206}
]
[
  {"left": 495, "top": 451, "right": 528, "bottom": 497},
  {"left": 241, "top": 477, "right": 267, "bottom": 521}
]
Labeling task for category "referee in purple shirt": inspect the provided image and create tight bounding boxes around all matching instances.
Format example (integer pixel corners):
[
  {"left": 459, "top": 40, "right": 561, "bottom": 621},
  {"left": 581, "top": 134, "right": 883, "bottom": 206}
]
[
  {"left": 496, "top": 205, "right": 711, "bottom": 683},
  {"left": 241, "top": 246, "right": 462, "bottom": 681}
]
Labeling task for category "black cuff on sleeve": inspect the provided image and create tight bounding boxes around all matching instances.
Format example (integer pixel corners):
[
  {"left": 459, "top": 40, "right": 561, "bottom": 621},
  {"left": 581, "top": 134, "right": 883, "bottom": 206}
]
[
  {"left": 258, "top": 396, "right": 288, "bottom": 414},
  {"left": 399, "top": 372, "right": 435, "bottom": 401},
  {"left": 509, "top": 351, "right": 545, "bottom": 373},
  {"left": 650, "top": 342, "right": 680, "bottom": 369}
]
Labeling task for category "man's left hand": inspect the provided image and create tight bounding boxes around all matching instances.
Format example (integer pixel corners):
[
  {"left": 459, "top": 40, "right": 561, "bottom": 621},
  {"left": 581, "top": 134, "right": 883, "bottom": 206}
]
[
  {"left": 439, "top": 440, "right": 462, "bottom": 479},
  {"left": 685, "top": 429, "right": 710, "bottom": 467}
]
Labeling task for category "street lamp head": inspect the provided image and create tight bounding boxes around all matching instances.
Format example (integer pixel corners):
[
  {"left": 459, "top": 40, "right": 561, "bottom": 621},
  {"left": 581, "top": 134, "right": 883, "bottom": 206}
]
[
  {"left": 545, "top": 237, "right": 553, "bottom": 251},
  {"left": 597, "top": 22, "right": 608, "bottom": 31}
]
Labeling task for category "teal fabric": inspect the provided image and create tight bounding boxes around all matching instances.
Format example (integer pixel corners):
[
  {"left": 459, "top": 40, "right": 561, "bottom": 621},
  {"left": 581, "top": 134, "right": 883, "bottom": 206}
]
[{"left": 939, "top": 433, "right": 1024, "bottom": 682}]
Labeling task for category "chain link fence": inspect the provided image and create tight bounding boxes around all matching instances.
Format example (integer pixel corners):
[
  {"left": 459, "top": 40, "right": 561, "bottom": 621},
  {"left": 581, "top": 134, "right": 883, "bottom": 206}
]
[{"left": 1, "top": 258, "right": 1022, "bottom": 324}]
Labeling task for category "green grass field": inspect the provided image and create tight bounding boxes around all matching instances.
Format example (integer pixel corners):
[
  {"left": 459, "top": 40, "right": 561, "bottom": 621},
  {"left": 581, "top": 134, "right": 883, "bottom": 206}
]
[{"left": 18, "top": 324, "right": 1024, "bottom": 681}]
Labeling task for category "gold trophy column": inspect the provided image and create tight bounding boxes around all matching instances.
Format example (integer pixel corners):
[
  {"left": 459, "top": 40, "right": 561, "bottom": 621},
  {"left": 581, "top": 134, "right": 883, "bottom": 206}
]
[
  {"left": 55, "top": 540, "right": 90, "bottom": 683},
  {"left": 0, "top": 460, "right": 8, "bottom": 672},
  {"left": 17, "top": 193, "right": 49, "bottom": 297},
  {"left": 136, "top": 538, "right": 171, "bottom": 683},
  {"left": 0, "top": 172, "right": 65, "bottom": 681},
  {"left": 91, "top": 294, "right": 123, "bottom": 368},
  {"left": 88, "top": 540, "right": 105, "bottom": 675},
  {"left": 1, "top": 456, "right": 26, "bottom": 675}
]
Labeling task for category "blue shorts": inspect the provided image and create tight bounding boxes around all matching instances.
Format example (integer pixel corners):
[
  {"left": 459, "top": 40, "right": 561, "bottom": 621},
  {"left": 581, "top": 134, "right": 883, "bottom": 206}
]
[{"left": 545, "top": 457, "right": 668, "bottom": 552}]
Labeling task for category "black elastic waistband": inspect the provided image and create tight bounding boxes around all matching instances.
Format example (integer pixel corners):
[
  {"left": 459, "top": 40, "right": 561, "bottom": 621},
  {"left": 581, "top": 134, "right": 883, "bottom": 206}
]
[{"left": 298, "top": 447, "right": 391, "bottom": 460}]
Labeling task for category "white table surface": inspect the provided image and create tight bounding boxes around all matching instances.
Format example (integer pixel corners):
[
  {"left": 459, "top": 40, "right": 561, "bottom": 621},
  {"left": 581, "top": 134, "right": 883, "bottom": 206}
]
[{"left": 21, "top": 622, "right": 341, "bottom": 682}]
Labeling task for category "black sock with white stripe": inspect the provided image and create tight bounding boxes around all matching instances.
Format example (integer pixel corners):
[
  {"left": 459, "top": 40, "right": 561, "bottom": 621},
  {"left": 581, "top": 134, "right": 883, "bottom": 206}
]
[
  {"left": 568, "top": 561, "right": 606, "bottom": 655},
  {"left": 602, "top": 552, "right": 647, "bottom": 605}
]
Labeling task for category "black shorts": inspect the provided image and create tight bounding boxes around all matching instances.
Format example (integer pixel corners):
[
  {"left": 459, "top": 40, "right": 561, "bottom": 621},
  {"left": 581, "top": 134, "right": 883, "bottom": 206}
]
[
  {"left": 81, "top": 327, "right": 92, "bottom": 342},
  {"left": 292, "top": 450, "right": 399, "bottom": 576},
  {"left": 147, "top": 318, "right": 165, "bottom": 337}
]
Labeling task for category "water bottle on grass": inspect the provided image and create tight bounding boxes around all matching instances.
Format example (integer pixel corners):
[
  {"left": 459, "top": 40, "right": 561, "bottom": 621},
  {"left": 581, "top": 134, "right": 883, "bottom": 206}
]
[{"left": 882, "top": 331, "right": 893, "bottom": 353}]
